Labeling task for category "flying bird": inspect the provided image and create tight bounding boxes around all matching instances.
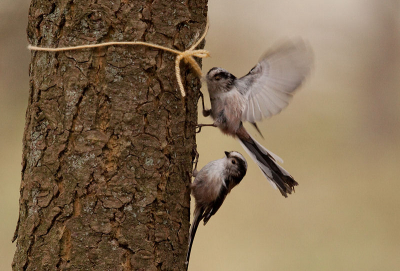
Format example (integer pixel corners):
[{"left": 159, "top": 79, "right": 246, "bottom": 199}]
[
  {"left": 186, "top": 151, "right": 247, "bottom": 270},
  {"left": 198, "top": 39, "right": 313, "bottom": 197}
]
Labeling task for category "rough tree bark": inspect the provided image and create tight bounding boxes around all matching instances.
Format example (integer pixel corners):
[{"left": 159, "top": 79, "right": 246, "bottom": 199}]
[{"left": 12, "top": 0, "right": 207, "bottom": 270}]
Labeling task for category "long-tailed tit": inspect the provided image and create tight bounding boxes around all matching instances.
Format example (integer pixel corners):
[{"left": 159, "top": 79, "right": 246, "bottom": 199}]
[
  {"left": 186, "top": 151, "right": 247, "bottom": 270},
  {"left": 198, "top": 39, "right": 313, "bottom": 197}
]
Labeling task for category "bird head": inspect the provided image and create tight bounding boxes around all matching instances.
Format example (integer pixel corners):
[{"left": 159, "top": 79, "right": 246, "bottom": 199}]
[
  {"left": 224, "top": 151, "right": 247, "bottom": 179},
  {"left": 206, "top": 67, "right": 236, "bottom": 94}
]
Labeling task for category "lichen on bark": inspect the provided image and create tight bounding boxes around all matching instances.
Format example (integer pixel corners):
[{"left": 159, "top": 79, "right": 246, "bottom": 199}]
[{"left": 13, "top": 0, "right": 208, "bottom": 270}]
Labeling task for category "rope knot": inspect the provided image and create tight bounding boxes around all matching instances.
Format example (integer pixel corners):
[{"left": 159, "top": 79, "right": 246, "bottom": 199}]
[{"left": 176, "top": 48, "right": 211, "bottom": 92}]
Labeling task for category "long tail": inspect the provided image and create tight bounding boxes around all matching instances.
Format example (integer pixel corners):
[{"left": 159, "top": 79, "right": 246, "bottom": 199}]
[
  {"left": 186, "top": 206, "right": 204, "bottom": 270},
  {"left": 237, "top": 126, "right": 298, "bottom": 197}
]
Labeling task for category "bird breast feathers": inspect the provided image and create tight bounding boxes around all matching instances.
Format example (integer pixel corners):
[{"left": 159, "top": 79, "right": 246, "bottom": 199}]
[
  {"left": 194, "top": 160, "right": 226, "bottom": 201},
  {"left": 213, "top": 88, "right": 246, "bottom": 121}
]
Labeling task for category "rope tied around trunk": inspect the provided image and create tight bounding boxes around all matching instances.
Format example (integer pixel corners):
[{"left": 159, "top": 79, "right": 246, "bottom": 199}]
[{"left": 28, "top": 21, "right": 210, "bottom": 97}]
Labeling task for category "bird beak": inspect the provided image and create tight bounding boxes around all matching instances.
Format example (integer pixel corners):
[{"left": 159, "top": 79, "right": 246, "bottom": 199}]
[{"left": 224, "top": 151, "right": 230, "bottom": 157}]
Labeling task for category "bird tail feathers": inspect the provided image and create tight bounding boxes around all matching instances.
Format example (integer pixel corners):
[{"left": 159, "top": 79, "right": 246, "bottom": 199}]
[
  {"left": 186, "top": 206, "right": 204, "bottom": 270},
  {"left": 238, "top": 134, "right": 298, "bottom": 197}
]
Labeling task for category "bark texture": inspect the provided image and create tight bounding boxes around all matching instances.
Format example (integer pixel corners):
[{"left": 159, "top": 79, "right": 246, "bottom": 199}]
[{"left": 13, "top": 0, "right": 207, "bottom": 270}]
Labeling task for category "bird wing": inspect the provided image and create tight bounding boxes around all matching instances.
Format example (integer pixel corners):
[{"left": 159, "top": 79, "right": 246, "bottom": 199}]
[
  {"left": 237, "top": 39, "right": 313, "bottom": 123},
  {"left": 203, "top": 181, "right": 230, "bottom": 225}
]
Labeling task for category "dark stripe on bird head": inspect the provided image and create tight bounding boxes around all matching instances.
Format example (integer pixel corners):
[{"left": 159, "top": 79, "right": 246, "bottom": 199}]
[
  {"left": 235, "top": 158, "right": 247, "bottom": 179},
  {"left": 226, "top": 151, "right": 247, "bottom": 181},
  {"left": 207, "top": 67, "right": 219, "bottom": 76},
  {"left": 207, "top": 68, "right": 237, "bottom": 81}
]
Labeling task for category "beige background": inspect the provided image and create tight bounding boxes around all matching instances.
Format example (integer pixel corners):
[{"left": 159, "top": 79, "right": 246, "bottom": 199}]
[{"left": 1, "top": 0, "right": 399, "bottom": 270}]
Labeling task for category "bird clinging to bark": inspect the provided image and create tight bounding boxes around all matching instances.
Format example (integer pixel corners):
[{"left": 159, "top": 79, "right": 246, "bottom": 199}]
[
  {"left": 198, "top": 39, "right": 313, "bottom": 197},
  {"left": 186, "top": 151, "right": 247, "bottom": 270}
]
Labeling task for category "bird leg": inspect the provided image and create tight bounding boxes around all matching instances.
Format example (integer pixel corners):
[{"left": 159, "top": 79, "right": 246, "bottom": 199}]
[
  {"left": 196, "top": 123, "right": 217, "bottom": 133},
  {"left": 196, "top": 91, "right": 214, "bottom": 133},
  {"left": 199, "top": 91, "right": 211, "bottom": 117}
]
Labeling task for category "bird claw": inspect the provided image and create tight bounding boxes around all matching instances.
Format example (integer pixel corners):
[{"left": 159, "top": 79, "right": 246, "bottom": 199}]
[
  {"left": 202, "top": 109, "right": 211, "bottom": 117},
  {"left": 192, "top": 149, "right": 200, "bottom": 176},
  {"left": 195, "top": 125, "right": 202, "bottom": 133}
]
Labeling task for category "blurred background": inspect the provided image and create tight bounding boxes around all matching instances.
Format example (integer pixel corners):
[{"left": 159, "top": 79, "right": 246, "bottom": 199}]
[{"left": 1, "top": 0, "right": 399, "bottom": 270}]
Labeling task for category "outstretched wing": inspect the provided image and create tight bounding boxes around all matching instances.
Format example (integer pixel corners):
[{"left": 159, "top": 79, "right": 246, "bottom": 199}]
[{"left": 237, "top": 39, "right": 313, "bottom": 123}]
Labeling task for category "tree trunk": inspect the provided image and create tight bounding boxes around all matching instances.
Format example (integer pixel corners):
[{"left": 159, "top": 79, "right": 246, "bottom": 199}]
[{"left": 12, "top": 0, "right": 207, "bottom": 270}]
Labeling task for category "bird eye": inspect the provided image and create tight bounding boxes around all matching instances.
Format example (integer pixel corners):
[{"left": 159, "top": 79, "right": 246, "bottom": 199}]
[
  {"left": 214, "top": 75, "right": 221, "bottom": 81},
  {"left": 231, "top": 159, "right": 236, "bottom": 164}
]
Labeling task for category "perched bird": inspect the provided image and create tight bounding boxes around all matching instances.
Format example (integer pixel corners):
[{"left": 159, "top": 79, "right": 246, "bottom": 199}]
[
  {"left": 198, "top": 39, "right": 313, "bottom": 197},
  {"left": 186, "top": 151, "right": 247, "bottom": 270}
]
